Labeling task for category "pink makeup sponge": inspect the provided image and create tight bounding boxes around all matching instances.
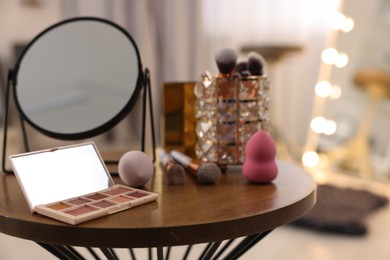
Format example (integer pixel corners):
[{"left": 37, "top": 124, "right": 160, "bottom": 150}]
[
  {"left": 118, "top": 151, "right": 154, "bottom": 187},
  {"left": 242, "top": 130, "right": 278, "bottom": 183}
]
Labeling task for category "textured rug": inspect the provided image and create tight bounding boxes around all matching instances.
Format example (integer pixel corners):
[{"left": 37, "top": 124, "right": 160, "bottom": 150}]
[{"left": 291, "top": 184, "right": 389, "bottom": 235}]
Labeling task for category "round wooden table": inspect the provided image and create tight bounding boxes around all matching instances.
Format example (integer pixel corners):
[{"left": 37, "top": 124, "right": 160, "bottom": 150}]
[{"left": 0, "top": 160, "right": 316, "bottom": 259}]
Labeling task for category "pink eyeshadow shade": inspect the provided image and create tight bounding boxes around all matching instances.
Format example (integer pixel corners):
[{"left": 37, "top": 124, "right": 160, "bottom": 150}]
[
  {"left": 93, "top": 201, "right": 115, "bottom": 208},
  {"left": 112, "top": 196, "right": 133, "bottom": 203},
  {"left": 85, "top": 193, "right": 108, "bottom": 200},
  {"left": 68, "top": 198, "right": 89, "bottom": 205},
  {"left": 66, "top": 205, "right": 97, "bottom": 216},
  {"left": 104, "top": 187, "right": 131, "bottom": 196},
  {"left": 128, "top": 191, "right": 148, "bottom": 198}
]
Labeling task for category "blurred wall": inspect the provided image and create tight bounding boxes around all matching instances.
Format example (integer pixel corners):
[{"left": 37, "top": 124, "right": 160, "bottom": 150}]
[{"left": 0, "top": 0, "right": 63, "bottom": 67}]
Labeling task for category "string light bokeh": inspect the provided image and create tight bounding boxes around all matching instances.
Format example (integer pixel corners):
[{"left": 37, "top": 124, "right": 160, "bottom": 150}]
[{"left": 302, "top": 1, "right": 354, "bottom": 168}]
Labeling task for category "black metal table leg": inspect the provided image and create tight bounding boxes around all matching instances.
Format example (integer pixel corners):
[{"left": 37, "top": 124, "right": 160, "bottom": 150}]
[
  {"left": 87, "top": 247, "right": 101, "bottom": 260},
  {"left": 212, "top": 239, "right": 236, "bottom": 260},
  {"left": 129, "top": 248, "right": 136, "bottom": 260},
  {"left": 223, "top": 229, "right": 273, "bottom": 260},
  {"left": 199, "top": 243, "right": 213, "bottom": 259},
  {"left": 183, "top": 245, "right": 193, "bottom": 259},
  {"left": 37, "top": 242, "right": 85, "bottom": 259},
  {"left": 165, "top": 246, "right": 171, "bottom": 259},
  {"left": 65, "top": 246, "right": 86, "bottom": 259},
  {"left": 100, "top": 248, "right": 118, "bottom": 260},
  {"left": 200, "top": 241, "right": 223, "bottom": 260},
  {"left": 37, "top": 230, "right": 273, "bottom": 260},
  {"left": 156, "top": 247, "right": 164, "bottom": 260},
  {"left": 37, "top": 242, "right": 69, "bottom": 259}
]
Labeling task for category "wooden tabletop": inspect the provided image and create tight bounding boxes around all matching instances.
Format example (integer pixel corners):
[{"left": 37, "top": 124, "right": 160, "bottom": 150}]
[{"left": 0, "top": 160, "right": 316, "bottom": 248}]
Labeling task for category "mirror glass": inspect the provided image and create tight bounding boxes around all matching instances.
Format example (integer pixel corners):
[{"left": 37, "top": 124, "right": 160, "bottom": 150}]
[
  {"left": 319, "top": 0, "right": 390, "bottom": 179},
  {"left": 10, "top": 143, "right": 112, "bottom": 209},
  {"left": 13, "top": 17, "right": 143, "bottom": 139}
]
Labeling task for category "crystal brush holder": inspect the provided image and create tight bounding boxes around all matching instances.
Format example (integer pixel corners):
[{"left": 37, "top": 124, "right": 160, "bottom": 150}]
[{"left": 194, "top": 74, "right": 271, "bottom": 166}]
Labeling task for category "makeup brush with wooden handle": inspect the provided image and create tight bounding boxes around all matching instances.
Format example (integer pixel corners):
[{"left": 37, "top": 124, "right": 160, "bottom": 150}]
[
  {"left": 159, "top": 149, "right": 186, "bottom": 185},
  {"left": 170, "top": 150, "right": 221, "bottom": 185}
]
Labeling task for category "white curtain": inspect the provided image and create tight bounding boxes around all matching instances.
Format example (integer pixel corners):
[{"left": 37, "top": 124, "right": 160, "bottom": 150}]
[{"left": 64, "top": 0, "right": 340, "bottom": 153}]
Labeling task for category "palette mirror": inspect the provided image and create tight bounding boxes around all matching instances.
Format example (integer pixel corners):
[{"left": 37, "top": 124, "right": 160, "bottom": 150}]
[
  {"left": 10, "top": 142, "right": 113, "bottom": 208},
  {"left": 2, "top": 17, "right": 155, "bottom": 173}
]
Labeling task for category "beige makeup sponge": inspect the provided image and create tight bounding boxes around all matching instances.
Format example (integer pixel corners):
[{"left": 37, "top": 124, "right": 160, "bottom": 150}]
[{"left": 118, "top": 151, "right": 154, "bottom": 187}]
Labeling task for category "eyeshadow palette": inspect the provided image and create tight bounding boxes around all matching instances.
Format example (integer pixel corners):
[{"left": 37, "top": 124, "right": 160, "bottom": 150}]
[
  {"left": 34, "top": 184, "right": 157, "bottom": 225},
  {"left": 9, "top": 142, "right": 158, "bottom": 225}
]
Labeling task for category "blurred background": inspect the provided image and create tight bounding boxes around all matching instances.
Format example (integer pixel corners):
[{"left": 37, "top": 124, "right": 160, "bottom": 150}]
[
  {"left": 1, "top": 1, "right": 390, "bottom": 259},
  {"left": 2, "top": 0, "right": 390, "bottom": 181}
]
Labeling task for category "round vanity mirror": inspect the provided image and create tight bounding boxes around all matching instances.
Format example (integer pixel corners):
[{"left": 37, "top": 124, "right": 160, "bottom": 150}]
[{"left": 13, "top": 17, "right": 143, "bottom": 139}]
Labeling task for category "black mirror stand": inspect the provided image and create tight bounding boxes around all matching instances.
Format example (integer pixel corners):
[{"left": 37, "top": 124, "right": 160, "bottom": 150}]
[{"left": 2, "top": 68, "right": 156, "bottom": 174}]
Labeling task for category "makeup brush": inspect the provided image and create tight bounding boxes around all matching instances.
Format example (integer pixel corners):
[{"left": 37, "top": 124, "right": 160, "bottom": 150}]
[
  {"left": 235, "top": 61, "right": 248, "bottom": 75},
  {"left": 170, "top": 150, "right": 221, "bottom": 185},
  {"left": 247, "top": 52, "right": 265, "bottom": 76},
  {"left": 240, "top": 70, "right": 251, "bottom": 77},
  {"left": 159, "top": 149, "right": 186, "bottom": 185},
  {"left": 215, "top": 48, "right": 238, "bottom": 77}
]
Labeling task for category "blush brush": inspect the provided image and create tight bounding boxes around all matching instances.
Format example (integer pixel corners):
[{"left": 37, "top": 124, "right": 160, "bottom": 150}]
[
  {"left": 159, "top": 149, "right": 186, "bottom": 185},
  {"left": 170, "top": 150, "right": 221, "bottom": 185},
  {"left": 248, "top": 52, "right": 265, "bottom": 76},
  {"left": 235, "top": 61, "right": 248, "bottom": 74},
  {"left": 215, "top": 48, "right": 238, "bottom": 77}
]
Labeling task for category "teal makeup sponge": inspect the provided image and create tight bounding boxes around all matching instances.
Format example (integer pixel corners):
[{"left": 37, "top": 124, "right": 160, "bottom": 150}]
[{"left": 242, "top": 130, "right": 278, "bottom": 183}]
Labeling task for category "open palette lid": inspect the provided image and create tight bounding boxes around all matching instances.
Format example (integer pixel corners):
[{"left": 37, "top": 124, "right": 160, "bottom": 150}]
[{"left": 10, "top": 142, "right": 114, "bottom": 212}]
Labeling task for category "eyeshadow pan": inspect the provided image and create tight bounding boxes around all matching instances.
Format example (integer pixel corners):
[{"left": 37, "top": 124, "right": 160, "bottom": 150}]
[
  {"left": 66, "top": 205, "right": 97, "bottom": 216},
  {"left": 92, "top": 201, "right": 115, "bottom": 208},
  {"left": 128, "top": 191, "right": 148, "bottom": 198},
  {"left": 104, "top": 187, "right": 131, "bottom": 196},
  {"left": 112, "top": 196, "right": 133, "bottom": 203},
  {"left": 68, "top": 198, "right": 89, "bottom": 205},
  {"left": 85, "top": 193, "right": 108, "bottom": 200},
  {"left": 48, "top": 202, "right": 71, "bottom": 211}
]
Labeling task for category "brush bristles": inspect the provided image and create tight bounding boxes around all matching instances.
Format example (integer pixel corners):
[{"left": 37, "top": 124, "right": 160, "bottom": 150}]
[
  {"left": 248, "top": 52, "right": 265, "bottom": 76},
  {"left": 240, "top": 70, "right": 251, "bottom": 77},
  {"left": 196, "top": 163, "right": 221, "bottom": 184},
  {"left": 235, "top": 61, "right": 248, "bottom": 74},
  {"left": 167, "top": 164, "right": 186, "bottom": 185},
  {"left": 215, "top": 48, "right": 238, "bottom": 75}
]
